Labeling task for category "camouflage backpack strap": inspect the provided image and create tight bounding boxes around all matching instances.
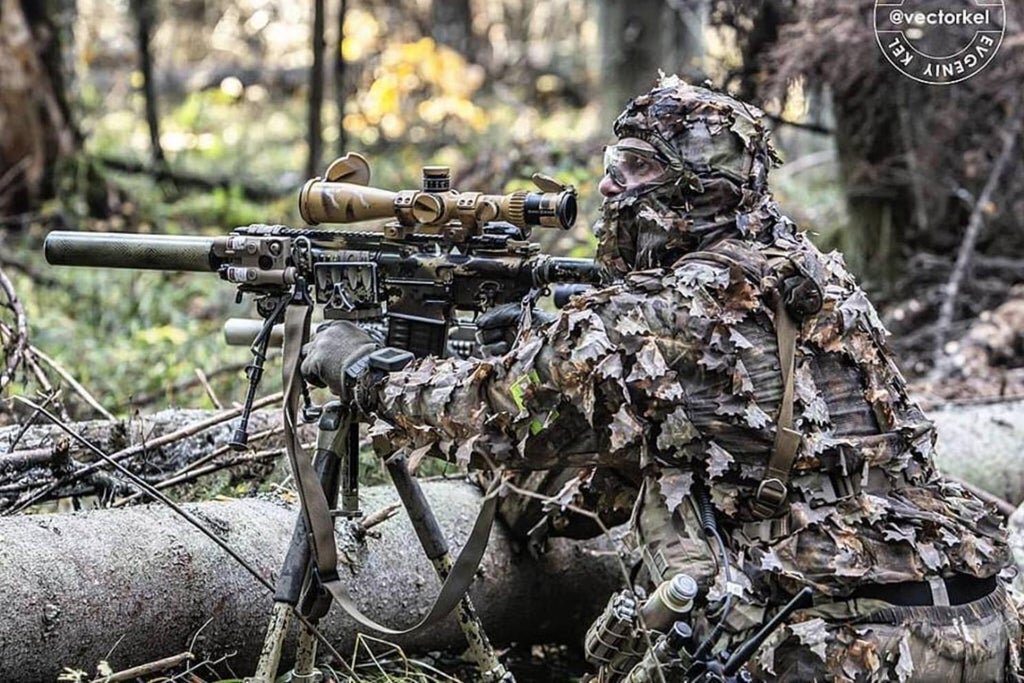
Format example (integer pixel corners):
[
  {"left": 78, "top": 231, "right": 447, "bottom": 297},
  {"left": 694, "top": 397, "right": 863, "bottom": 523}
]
[
  {"left": 750, "top": 297, "right": 801, "bottom": 518},
  {"left": 751, "top": 245, "right": 824, "bottom": 519}
]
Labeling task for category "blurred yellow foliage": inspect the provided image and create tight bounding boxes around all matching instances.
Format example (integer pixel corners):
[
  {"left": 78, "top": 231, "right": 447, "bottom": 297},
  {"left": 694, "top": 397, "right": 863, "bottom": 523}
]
[
  {"left": 349, "top": 37, "right": 488, "bottom": 142},
  {"left": 782, "top": 78, "right": 808, "bottom": 124},
  {"left": 341, "top": 8, "right": 381, "bottom": 61}
]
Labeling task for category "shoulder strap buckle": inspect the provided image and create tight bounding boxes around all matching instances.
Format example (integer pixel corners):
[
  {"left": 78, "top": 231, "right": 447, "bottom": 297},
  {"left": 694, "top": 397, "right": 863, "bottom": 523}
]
[{"left": 752, "top": 478, "right": 789, "bottom": 518}]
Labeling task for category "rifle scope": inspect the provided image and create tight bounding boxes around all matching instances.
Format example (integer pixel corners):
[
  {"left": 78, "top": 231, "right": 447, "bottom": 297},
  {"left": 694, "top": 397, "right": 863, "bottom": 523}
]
[
  {"left": 299, "top": 157, "right": 577, "bottom": 231},
  {"left": 44, "top": 232, "right": 222, "bottom": 272}
]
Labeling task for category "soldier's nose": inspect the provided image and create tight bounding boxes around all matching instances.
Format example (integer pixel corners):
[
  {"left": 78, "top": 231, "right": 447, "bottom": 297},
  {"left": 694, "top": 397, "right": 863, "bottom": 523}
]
[{"left": 599, "top": 174, "right": 623, "bottom": 197}]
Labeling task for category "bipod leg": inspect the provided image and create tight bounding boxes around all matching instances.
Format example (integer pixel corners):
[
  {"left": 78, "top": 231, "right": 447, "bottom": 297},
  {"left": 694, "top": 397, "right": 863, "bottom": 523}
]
[
  {"left": 385, "top": 454, "right": 515, "bottom": 682},
  {"left": 293, "top": 620, "right": 323, "bottom": 682},
  {"left": 250, "top": 402, "right": 350, "bottom": 682},
  {"left": 249, "top": 602, "right": 292, "bottom": 683}
]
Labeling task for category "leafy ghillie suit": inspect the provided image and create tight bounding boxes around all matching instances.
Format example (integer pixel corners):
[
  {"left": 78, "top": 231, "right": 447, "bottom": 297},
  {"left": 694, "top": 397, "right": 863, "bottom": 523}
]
[{"left": 331, "top": 78, "right": 1022, "bottom": 680}]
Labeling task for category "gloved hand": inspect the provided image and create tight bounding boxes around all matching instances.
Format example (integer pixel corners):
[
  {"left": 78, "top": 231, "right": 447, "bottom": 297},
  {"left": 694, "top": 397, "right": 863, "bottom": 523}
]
[
  {"left": 476, "top": 302, "right": 555, "bottom": 357},
  {"left": 300, "top": 320, "right": 380, "bottom": 397}
]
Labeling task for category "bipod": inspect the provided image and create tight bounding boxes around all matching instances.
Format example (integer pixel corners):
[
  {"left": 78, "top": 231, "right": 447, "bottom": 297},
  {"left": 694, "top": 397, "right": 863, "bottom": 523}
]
[
  {"left": 385, "top": 452, "right": 513, "bottom": 681},
  {"left": 249, "top": 401, "right": 513, "bottom": 682},
  {"left": 249, "top": 400, "right": 349, "bottom": 682}
]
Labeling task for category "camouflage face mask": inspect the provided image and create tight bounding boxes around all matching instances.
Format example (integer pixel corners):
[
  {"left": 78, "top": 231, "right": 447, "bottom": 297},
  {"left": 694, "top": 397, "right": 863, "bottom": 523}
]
[{"left": 594, "top": 193, "right": 687, "bottom": 276}]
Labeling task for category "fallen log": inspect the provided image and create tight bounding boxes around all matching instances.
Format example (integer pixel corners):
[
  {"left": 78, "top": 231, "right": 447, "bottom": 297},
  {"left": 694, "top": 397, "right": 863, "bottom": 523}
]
[
  {"left": 0, "top": 481, "right": 625, "bottom": 681},
  {"left": 931, "top": 400, "right": 1024, "bottom": 506},
  {"left": 0, "top": 405, "right": 281, "bottom": 469}
]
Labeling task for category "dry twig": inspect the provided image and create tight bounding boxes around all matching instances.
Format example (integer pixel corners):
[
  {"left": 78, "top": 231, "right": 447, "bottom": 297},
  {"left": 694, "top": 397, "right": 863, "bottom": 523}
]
[
  {"left": 194, "top": 367, "right": 224, "bottom": 409},
  {"left": 111, "top": 424, "right": 284, "bottom": 507},
  {"left": 29, "top": 344, "right": 116, "bottom": 421},
  {"left": 931, "top": 106, "right": 1024, "bottom": 373},
  {"left": 2, "top": 390, "right": 60, "bottom": 454},
  {"left": 88, "top": 651, "right": 194, "bottom": 682},
  {"left": 124, "top": 354, "right": 277, "bottom": 408},
  {"left": 113, "top": 444, "right": 287, "bottom": 507},
  {"left": 5, "top": 392, "right": 283, "bottom": 514},
  {"left": 360, "top": 502, "right": 402, "bottom": 532},
  {"left": 0, "top": 266, "right": 29, "bottom": 392}
]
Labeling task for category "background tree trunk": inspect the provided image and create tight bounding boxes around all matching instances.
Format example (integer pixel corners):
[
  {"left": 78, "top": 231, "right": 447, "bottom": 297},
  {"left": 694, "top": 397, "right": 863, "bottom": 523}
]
[
  {"left": 431, "top": 0, "right": 473, "bottom": 56},
  {"left": 334, "top": 0, "right": 347, "bottom": 156},
  {"left": 129, "top": 0, "right": 165, "bottom": 168},
  {"left": 830, "top": 81, "right": 919, "bottom": 289},
  {"left": 307, "top": 0, "right": 326, "bottom": 179},
  {"left": 0, "top": 0, "right": 79, "bottom": 218},
  {"left": 597, "top": 0, "right": 707, "bottom": 124},
  {"left": 0, "top": 482, "right": 625, "bottom": 680}
]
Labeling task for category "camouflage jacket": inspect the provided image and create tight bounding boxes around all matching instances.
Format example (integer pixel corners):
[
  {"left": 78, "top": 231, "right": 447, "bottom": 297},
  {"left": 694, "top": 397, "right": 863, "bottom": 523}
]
[{"left": 365, "top": 203, "right": 1010, "bottom": 601}]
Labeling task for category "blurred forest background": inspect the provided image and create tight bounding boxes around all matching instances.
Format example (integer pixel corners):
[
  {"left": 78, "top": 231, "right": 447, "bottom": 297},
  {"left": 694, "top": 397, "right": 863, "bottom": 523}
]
[{"left": 1, "top": 0, "right": 1023, "bottom": 426}]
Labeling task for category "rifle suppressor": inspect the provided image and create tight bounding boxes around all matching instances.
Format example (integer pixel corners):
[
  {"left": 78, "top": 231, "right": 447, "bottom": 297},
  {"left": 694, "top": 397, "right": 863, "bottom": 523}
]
[{"left": 44, "top": 232, "right": 221, "bottom": 272}]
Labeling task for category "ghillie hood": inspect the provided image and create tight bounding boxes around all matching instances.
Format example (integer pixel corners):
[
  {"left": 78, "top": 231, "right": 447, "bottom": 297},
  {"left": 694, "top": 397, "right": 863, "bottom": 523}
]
[{"left": 596, "top": 75, "right": 783, "bottom": 275}]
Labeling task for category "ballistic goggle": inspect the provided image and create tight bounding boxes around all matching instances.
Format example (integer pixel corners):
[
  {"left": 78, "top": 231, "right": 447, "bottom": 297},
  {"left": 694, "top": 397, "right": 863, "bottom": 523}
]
[{"left": 602, "top": 143, "right": 670, "bottom": 188}]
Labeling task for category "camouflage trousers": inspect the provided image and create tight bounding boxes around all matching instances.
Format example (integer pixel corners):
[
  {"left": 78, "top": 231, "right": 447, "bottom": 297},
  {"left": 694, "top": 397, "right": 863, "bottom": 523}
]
[{"left": 757, "top": 584, "right": 1022, "bottom": 682}]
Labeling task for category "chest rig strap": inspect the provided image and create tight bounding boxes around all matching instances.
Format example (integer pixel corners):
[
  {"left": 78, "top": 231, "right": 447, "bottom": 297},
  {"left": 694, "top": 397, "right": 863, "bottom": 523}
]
[
  {"left": 751, "top": 248, "right": 823, "bottom": 519},
  {"left": 750, "top": 297, "right": 801, "bottom": 519}
]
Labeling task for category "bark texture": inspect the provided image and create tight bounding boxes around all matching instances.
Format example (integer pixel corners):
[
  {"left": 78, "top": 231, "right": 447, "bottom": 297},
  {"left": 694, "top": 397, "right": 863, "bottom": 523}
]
[
  {"left": 597, "top": 0, "right": 707, "bottom": 124},
  {"left": 0, "top": 0, "right": 78, "bottom": 215},
  {"left": 0, "top": 481, "right": 625, "bottom": 680}
]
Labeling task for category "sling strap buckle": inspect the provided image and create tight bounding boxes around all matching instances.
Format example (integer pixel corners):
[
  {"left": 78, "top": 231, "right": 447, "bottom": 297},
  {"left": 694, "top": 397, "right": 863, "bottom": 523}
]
[{"left": 752, "top": 477, "right": 789, "bottom": 518}]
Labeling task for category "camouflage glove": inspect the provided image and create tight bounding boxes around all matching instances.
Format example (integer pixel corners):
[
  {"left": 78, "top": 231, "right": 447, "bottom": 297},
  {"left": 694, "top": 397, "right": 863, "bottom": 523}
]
[
  {"left": 476, "top": 302, "right": 555, "bottom": 357},
  {"left": 300, "top": 320, "right": 380, "bottom": 397}
]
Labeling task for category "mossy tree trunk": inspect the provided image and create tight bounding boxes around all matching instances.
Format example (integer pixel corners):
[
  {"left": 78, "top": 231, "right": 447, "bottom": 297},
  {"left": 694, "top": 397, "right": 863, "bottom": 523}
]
[
  {"left": 431, "top": 0, "right": 473, "bottom": 57},
  {"left": 0, "top": 483, "right": 625, "bottom": 680}
]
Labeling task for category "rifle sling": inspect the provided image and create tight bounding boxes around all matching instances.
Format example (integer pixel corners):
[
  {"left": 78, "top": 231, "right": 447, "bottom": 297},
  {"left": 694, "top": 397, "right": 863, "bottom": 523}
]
[
  {"left": 281, "top": 302, "right": 499, "bottom": 635},
  {"left": 751, "top": 297, "right": 802, "bottom": 519}
]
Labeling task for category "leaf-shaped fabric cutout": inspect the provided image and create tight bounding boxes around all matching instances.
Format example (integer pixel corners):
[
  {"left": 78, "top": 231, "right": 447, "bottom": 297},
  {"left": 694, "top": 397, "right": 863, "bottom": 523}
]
[
  {"left": 788, "top": 618, "right": 828, "bottom": 662},
  {"left": 609, "top": 404, "right": 643, "bottom": 452},
  {"left": 743, "top": 402, "right": 771, "bottom": 429},
  {"left": 627, "top": 340, "right": 669, "bottom": 383},
  {"left": 706, "top": 441, "right": 734, "bottom": 479},
  {"left": 729, "top": 328, "right": 754, "bottom": 350},
  {"left": 570, "top": 316, "right": 615, "bottom": 365},
  {"left": 732, "top": 359, "right": 754, "bottom": 395},
  {"left": 656, "top": 406, "right": 699, "bottom": 451},
  {"left": 615, "top": 309, "right": 650, "bottom": 337}
]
